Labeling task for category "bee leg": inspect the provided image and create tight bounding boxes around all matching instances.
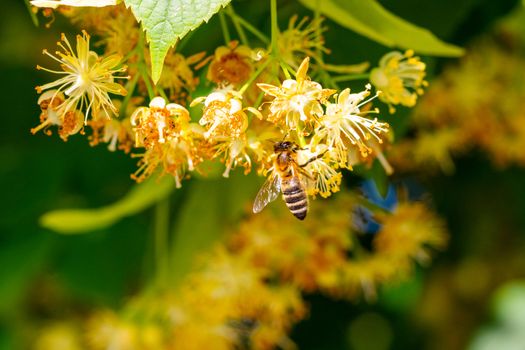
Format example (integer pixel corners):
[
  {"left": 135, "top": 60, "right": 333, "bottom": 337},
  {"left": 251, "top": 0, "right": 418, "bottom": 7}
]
[{"left": 298, "top": 150, "right": 328, "bottom": 167}]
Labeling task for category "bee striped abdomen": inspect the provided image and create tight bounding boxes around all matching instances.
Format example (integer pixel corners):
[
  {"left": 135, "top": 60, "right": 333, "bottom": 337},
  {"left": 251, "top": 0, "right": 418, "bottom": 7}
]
[{"left": 282, "top": 178, "right": 308, "bottom": 220}]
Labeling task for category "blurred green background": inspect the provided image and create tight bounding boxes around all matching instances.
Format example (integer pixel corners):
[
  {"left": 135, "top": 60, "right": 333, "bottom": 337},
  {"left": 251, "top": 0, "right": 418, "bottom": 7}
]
[{"left": 2, "top": 0, "right": 525, "bottom": 349}]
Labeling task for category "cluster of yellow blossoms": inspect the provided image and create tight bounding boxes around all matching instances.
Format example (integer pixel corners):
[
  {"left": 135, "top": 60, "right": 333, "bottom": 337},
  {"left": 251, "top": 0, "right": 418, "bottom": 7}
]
[
  {"left": 30, "top": 4, "right": 429, "bottom": 200},
  {"left": 389, "top": 33, "right": 525, "bottom": 172},
  {"left": 34, "top": 192, "right": 447, "bottom": 350}
]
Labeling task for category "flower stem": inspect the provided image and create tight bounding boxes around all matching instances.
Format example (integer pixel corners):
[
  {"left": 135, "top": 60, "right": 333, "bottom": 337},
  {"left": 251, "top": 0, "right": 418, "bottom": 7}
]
[
  {"left": 332, "top": 73, "right": 370, "bottom": 82},
  {"left": 219, "top": 11, "right": 231, "bottom": 45},
  {"left": 154, "top": 197, "right": 170, "bottom": 287},
  {"left": 314, "top": 0, "right": 323, "bottom": 61},
  {"left": 229, "top": 13, "right": 270, "bottom": 44},
  {"left": 270, "top": 0, "right": 279, "bottom": 56},
  {"left": 138, "top": 63, "right": 156, "bottom": 100},
  {"left": 24, "top": 0, "right": 39, "bottom": 27},
  {"left": 120, "top": 72, "right": 139, "bottom": 117},
  {"left": 226, "top": 5, "right": 248, "bottom": 46},
  {"left": 239, "top": 58, "right": 272, "bottom": 95},
  {"left": 279, "top": 61, "right": 291, "bottom": 80},
  {"left": 136, "top": 29, "right": 156, "bottom": 100}
]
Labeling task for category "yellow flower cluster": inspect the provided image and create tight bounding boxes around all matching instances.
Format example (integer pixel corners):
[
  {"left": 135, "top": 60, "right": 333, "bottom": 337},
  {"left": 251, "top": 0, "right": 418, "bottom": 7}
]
[
  {"left": 29, "top": 7, "right": 432, "bottom": 205},
  {"left": 231, "top": 193, "right": 447, "bottom": 300},
  {"left": 124, "top": 57, "right": 390, "bottom": 198},
  {"left": 32, "top": 192, "right": 447, "bottom": 350},
  {"left": 389, "top": 38, "right": 525, "bottom": 172}
]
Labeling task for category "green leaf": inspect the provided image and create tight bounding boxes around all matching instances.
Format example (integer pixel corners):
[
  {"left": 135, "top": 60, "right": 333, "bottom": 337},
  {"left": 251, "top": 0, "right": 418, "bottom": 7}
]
[
  {"left": 124, "top": 0, "right": 232, "bottom": 83},
  {"left": 298, "top": 0, "right": 464, "bottom": 57},
  {"left": 371, "top": 160, "right": 389, "bottom": 199},
  {"left": 0, "top": 235, "right": 53, "bottom": 314},
  {"left": 40, "top": 176, "right": 175, "bottom": 234}
]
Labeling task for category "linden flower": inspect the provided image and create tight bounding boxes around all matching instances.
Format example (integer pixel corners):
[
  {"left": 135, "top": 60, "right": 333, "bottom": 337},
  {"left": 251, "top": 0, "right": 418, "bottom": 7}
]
[
  {"left": 88, "top": 98, "right": 139, "bottom": 153},
  {"left": 258, "top": 57, "right": 335, "bottom": 131},
  {"left": 370, "top": 50, "right": 427, "bottom": 113},
  {"left": 298, "top": 144, "right": 342, "bottom": 198},
  {"left": 192, "top": 89, "right": 258, "bottom": 140},
  {"left": 131, "top": 96, "right": 190, "bottom": 147},
  {"left": 314, "top": 85, "right": 389, "bottom": 165},
  {"left": 34, "top": 323, "right": 82, "bottom": 350},
  {"left": 35, "top": 31, "right": 127, "bottom": 123},
  {"left": 85, "top": 310, "right": 138, "bottom": 350},
  {"left": 374, "top": 202, "right": 448, "bottom": 265},
  {"left": 278, "top": 15, "right": 329, "bottom": 69},
  {"left": 32, "top": 89, "right": 87, "bottom": 141},
  {"left": 131, "top": 100, "right": 205, "bottom": 187},
  {"left": 132, "top": 136, "right": 202, "bottom": 187},
  {"left": 89, "top": 116, "right": 134, "bottom": 152},
  {"left": 207, "top": 41, "right": 255, "bottom": 86},
  {"left": 213, "top": 129, "right": 273, "bottom": 178}
]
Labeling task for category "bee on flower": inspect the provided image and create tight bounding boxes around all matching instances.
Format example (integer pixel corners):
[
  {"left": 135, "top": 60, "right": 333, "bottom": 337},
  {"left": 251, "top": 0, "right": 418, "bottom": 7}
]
[
  {"left": 32, "top": 31, "right": 127, "bottom": 139},
  {"left": 258, "top": 57, "right": 335, "bottom": 132},
  {"left": 370, "top": 50, "right": 427, "bottom": 113}
]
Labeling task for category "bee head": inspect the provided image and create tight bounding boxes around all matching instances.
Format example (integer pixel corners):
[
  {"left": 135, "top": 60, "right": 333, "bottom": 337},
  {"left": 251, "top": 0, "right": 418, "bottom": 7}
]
[{"left": 274, "top": 141, "right": 297, "bottom": 152}]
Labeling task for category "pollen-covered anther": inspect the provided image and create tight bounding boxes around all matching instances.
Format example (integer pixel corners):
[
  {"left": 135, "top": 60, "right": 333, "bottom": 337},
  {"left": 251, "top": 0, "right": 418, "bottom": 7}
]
[
  {"left": 31, "top": 90, "right": 65, "bottom": 136},
  {"left": 131, "top": 97, "right": 189, "bottom": 148},
  {"left": 193, "top": 90, "right": 248, "bottom": 140}
]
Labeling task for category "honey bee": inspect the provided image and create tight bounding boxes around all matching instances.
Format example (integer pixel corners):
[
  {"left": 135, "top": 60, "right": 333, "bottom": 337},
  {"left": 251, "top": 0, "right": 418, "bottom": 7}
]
[{"left": 253, "top": 141, "right": 322, "bottom": 220}]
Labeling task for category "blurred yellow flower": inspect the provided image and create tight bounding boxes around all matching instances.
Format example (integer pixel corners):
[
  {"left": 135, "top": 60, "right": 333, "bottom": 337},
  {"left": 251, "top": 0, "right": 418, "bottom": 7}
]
[
  {"left": 375, "top": 202, "right": 448, "bottom": 265},
  {"left": 207, "top": 41, "right": 255, "bottom": 86},
  {"left": 278, "top": 15, "right": 329, "bottom": 69},
  {"left": 34, "top": 323, "right": 83, "bottom": 350},
  {"left": 370, "top": 50, "right": 427, "bottom": 113},
  {"left": 160, "top": 51, "right": 207, "bottom": 102}
]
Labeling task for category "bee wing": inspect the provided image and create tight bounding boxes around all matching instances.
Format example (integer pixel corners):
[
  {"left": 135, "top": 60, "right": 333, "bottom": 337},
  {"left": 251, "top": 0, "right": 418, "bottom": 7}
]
[{"left": 253, "top": 173, "right": 281, "bottom": 213}]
